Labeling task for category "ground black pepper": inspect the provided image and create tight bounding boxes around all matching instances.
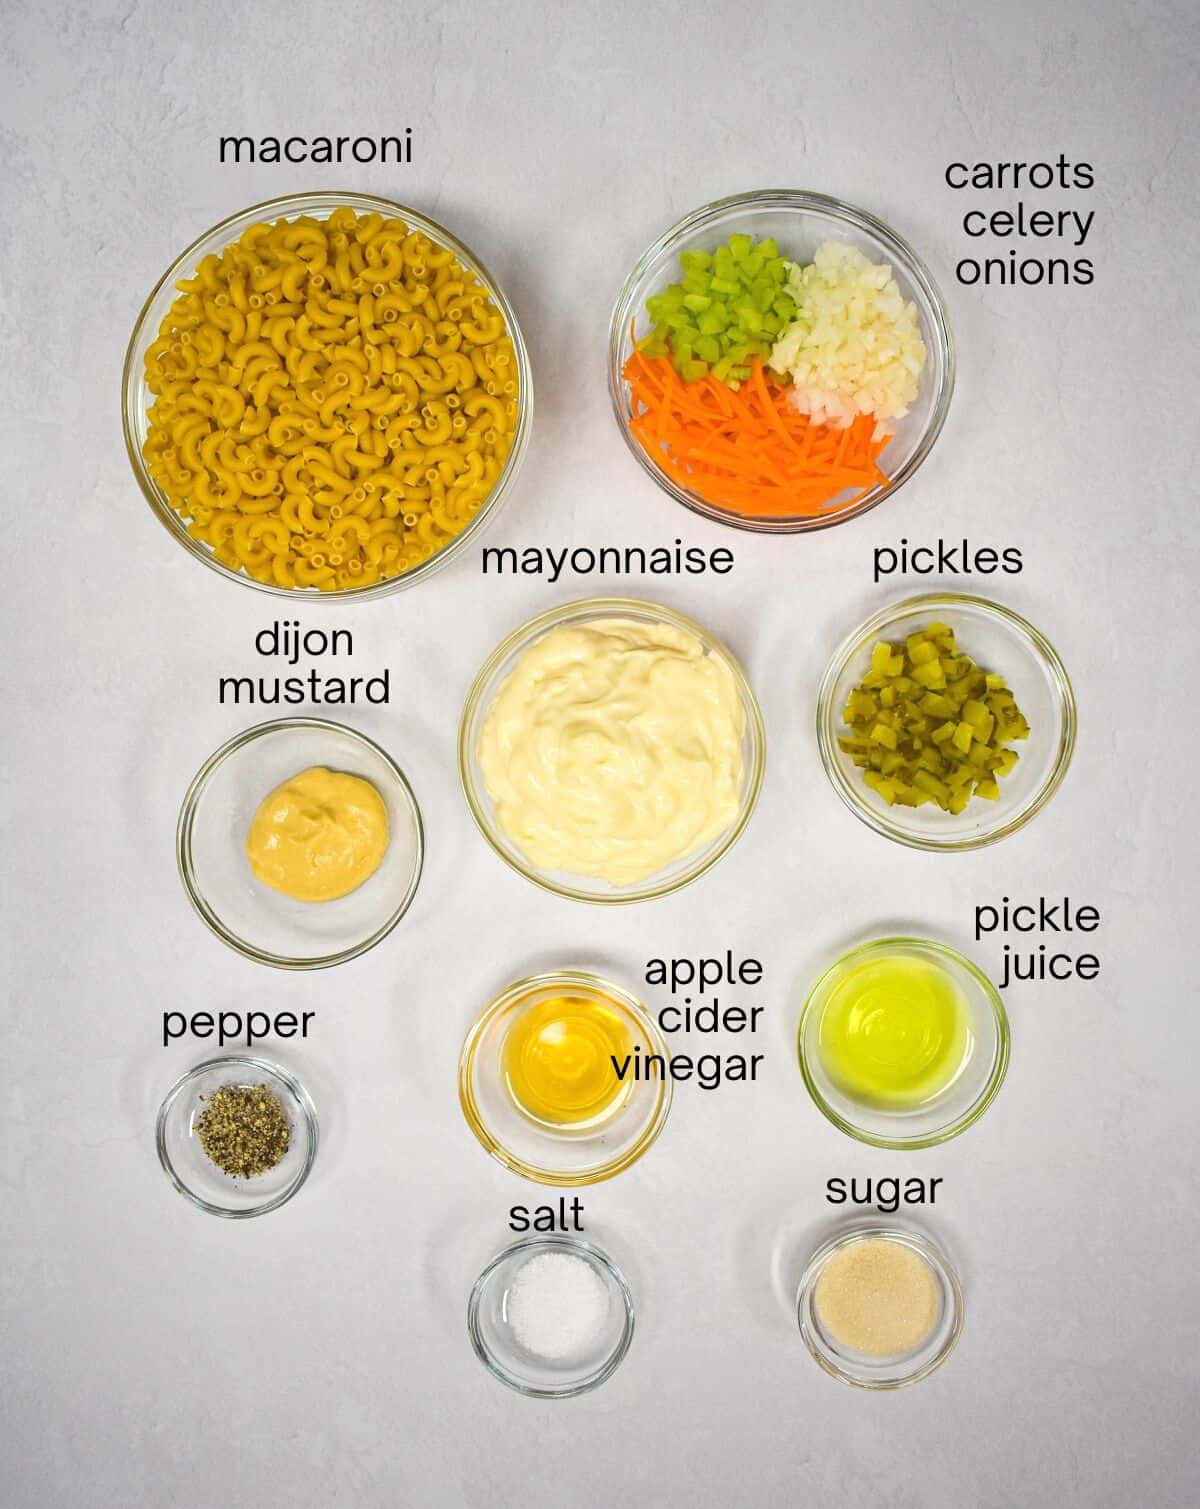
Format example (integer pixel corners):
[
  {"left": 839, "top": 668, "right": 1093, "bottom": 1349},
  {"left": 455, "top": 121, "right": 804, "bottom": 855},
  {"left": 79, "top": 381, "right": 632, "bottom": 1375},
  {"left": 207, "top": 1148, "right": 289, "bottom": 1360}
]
[{"left": 195, "top": 1083, "right": 291, "bottom": 1179}]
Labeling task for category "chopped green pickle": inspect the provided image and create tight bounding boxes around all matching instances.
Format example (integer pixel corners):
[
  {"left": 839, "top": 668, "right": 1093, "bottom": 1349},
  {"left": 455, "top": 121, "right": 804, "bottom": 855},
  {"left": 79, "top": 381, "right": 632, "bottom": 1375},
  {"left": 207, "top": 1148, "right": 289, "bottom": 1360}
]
[{"left": 838, "top": 624, "right": 1030, "bottom": 814}]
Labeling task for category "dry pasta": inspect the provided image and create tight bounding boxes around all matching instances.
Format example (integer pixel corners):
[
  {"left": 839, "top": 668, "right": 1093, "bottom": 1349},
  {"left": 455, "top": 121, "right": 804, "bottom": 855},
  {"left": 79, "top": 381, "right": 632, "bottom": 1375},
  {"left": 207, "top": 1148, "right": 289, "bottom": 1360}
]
[{"left": 141, "top": 207, "right": 520, "bottom": 590}]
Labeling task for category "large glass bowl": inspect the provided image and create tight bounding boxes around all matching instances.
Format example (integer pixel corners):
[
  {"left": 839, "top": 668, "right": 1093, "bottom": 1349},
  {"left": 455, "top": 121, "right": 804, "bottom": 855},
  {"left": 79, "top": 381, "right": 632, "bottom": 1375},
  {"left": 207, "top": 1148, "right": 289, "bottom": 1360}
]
[
  {"left": 608, "top": 189, "right": 953, "bottom": 532},
  {"left": 458, "top": 597, "right": 766, "bottom": 904},
  {"left": 817, "top": 593, "right": 1076, "bottom": 850},
  {"left": 123, "top": 191, "right": 532, "bottom": 599},
  {"left": 797, "top": 937, "right": 1009, "bottom": 1150},
  {"left": 177, "top": 717, "right": 424, "bottom": 969},
  {"left": 459, "top": 971, "right": 673, "bottom": 1186}
]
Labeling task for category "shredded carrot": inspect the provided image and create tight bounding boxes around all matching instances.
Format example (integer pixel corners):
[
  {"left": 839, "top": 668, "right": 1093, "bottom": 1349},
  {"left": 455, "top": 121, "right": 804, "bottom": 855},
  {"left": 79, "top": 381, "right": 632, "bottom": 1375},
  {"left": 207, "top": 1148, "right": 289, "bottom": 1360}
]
[{"left": 622, "top": 353, "right": 891, "bottom": 519}]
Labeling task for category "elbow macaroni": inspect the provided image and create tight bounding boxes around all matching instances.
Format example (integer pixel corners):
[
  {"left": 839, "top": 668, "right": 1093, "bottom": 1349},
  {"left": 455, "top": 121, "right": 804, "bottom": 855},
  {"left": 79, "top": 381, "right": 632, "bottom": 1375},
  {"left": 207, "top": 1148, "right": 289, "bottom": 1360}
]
[{"left": 142, "top": 207, "right": 519, "bottom": 590}]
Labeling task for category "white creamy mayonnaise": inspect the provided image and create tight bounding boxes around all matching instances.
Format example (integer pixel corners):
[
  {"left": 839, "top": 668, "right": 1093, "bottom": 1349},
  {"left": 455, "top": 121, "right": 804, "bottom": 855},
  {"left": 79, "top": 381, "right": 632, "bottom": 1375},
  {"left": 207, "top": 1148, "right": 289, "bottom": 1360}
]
[{"left": 477, "top": 617, "right": 746, "bottom": 886}]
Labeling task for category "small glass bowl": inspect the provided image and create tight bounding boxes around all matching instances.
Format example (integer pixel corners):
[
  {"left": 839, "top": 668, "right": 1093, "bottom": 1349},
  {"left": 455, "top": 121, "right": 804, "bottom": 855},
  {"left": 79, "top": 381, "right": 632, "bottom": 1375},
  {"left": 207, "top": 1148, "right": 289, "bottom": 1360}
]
[
  {"left": 122, "top": 190, "right": 532, "bottom": 599},
  {"left": 608, "top": 189, "right": 953, "bottom": 533},
  {"left": 177, "top": 717, "right": 423, "bottom": 969},
  {"left": 458, "top": 597, "right": 765, "bottom": 903},
  {"left": 797, "top": 1223, "right": 963, "bottom": 1388},
  {"left": 798, "top": 937, "right": 1008, "bottom": 1149},
  {"left": 459, "top": 971, "right": 672, "bottom": 1185},
  {"left": 817, "top": 593, "right": 1076, "bottom": 850},
  {"left": 156, "top": 1055, "right": 318, "bottom": 1218},
  {"left": 469, "top": 1236, "right": 635, "bottom": 1398}
]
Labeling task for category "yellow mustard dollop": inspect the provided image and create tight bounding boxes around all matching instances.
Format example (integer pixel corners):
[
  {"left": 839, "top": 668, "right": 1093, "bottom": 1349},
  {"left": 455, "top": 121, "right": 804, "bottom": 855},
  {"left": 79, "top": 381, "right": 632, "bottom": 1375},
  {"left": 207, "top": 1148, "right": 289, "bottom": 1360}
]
[
  {"left": 245, "top": 766, "right": 389, "bottom": 903},
  {"left": 477, "top": 618, "right": 745, "bottom": 886}
]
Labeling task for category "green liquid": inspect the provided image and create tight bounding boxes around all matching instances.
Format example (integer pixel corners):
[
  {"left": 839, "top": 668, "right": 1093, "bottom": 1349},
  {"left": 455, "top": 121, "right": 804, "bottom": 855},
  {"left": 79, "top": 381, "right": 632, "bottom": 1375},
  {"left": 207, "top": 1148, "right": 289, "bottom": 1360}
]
[{"left": 817, "top": 955, "right": 971, "bottom": 1109}]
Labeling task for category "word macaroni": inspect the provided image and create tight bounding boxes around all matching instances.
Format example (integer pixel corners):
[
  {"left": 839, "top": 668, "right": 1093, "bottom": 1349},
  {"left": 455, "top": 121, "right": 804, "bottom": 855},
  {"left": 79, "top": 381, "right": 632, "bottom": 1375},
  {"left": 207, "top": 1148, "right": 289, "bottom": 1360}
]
[{"left": 141, "top": 207, "right": 518, "bottom": 590}]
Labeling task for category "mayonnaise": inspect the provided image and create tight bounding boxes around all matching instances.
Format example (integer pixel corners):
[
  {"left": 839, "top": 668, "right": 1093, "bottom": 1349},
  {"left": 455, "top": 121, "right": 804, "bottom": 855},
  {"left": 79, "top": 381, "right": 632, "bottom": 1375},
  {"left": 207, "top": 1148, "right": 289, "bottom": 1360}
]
[
  {"left": 477, "top": 618, "right": 745, "bottom": 886},
  {"left": 245, "top": 766, "right": 389, "bottom": 903}
]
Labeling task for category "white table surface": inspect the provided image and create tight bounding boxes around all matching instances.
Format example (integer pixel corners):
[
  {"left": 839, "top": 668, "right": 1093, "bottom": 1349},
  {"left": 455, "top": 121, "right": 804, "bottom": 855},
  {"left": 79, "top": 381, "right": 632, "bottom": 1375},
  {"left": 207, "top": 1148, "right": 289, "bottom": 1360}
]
[{"left": 3, "top": 2, "right": 1197, "bottom": 1505}]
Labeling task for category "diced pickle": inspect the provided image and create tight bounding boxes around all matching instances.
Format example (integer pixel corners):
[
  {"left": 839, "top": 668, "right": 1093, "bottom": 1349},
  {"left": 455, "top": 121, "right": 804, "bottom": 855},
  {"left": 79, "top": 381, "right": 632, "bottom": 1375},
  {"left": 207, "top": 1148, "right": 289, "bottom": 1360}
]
[
  {"left": 920, "top": 692, "right": 956, "bottom": 719},
  {"left": 962, "top": 699, "right": 988, "bottom": 726},
  {"left": 840, "top": 623, "right": 1031, "bottom": 816}
]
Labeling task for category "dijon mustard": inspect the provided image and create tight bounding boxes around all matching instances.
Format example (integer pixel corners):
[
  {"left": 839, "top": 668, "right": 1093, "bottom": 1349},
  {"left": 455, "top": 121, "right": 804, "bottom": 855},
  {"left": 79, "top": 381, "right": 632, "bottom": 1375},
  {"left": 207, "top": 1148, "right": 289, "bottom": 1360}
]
[{"left": 245, "top": 766, "right": 388, "bottom": 902}]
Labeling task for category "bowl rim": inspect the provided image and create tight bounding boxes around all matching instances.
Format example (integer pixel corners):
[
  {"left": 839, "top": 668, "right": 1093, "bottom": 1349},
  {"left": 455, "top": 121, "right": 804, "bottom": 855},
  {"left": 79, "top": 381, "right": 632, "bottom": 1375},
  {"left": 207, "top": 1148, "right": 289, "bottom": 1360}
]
[
  {"left": 458, "top": 969, "right": 674, "bottom": 1185},
  {"left": 176, "top": 715, "right": 425, "bottom": 969},
  {"left": 457, "top": 595, "right": 766, "bottom": 904},
  {"left": 467, "top": 1233, "right": 636, "bottom": 1398},
  {"left": 122, "top": 189, "right": 533, "bottom": 601},
  {"left": 797, "top": 935, "right": 1010, "bottom": 1150},
  {"left": 606, "top": 187, "right": 955, "bottom": 534},
  {"left": 155, "top": 1053, "right": 319, "bottom": 1219},
  {"left": 816, "top": 591, "right": 1077, "bottom": 850},
  {"left": 796, "top": 1221, "right": 964, "bottom": 1389}
]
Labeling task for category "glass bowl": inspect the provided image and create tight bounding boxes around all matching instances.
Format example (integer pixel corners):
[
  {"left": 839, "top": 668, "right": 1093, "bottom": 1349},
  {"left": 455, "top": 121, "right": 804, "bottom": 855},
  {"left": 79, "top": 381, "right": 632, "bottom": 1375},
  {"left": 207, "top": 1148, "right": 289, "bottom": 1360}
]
[
  {"left": 122, "top": 190, "right": 533, "bottom": 599},
  {"left": 817, "top": 593, "right": 1076, "bottom": 850},
  {"left": 156, "top": 1055, "right": 318, "bottom": 1218},
  {"left": 177, "top": 717, "right": 423, "bottom": 969},
  {"left": 459, "top": 971, "right": 672, "bottom": 1185},
  {"left": 458, "top": 597, "right": 766, "bottom": 903},
  {"left": 798, "top": 937, "right": 1008, "bottom": 1149},
  {"left": 608, "top": 189, "right": 953, "bottom": 533},
  {"left": 468, "top": 1235, "right": 635, "bottom": 1398},
  {"left": 797, "top": 1223, "right": 963, "bottom": 1388}
]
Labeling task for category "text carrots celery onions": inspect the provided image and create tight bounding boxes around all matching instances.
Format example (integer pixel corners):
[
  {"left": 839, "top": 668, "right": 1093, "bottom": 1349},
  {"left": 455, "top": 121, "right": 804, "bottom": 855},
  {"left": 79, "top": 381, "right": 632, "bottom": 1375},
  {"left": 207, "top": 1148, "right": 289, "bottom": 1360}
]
[{"left": 622, "top": 350, "right": 889, "bottom": 518}]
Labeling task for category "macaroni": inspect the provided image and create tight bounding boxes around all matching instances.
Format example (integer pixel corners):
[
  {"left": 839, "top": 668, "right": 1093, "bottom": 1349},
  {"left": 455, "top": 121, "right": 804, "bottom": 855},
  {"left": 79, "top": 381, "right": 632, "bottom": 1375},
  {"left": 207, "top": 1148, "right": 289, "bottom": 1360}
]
[{"left": 142, "top": 207, "right": 519, "bottom": 590}]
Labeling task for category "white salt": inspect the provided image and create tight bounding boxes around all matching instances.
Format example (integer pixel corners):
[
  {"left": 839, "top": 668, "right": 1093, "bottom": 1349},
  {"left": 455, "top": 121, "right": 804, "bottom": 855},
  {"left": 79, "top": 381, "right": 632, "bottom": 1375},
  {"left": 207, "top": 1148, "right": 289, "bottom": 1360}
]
[{"left": 506, "top": 1251, "right": 610, "bottom": 1361}]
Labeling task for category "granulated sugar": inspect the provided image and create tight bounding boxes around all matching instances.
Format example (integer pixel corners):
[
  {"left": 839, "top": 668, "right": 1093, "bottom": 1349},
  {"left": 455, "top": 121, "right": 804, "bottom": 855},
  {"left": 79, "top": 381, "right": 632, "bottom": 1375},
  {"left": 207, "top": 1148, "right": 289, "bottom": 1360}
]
[{"left": 814, "top": 1236, "right": 939, "bottom": 1357}]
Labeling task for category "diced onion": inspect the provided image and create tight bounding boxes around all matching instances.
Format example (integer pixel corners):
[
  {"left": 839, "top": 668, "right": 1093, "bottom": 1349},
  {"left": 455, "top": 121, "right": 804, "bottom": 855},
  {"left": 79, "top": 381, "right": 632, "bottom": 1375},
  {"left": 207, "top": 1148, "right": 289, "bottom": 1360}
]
[{"left": 768, "top": 242, "right": 926, "bottom": 433}]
